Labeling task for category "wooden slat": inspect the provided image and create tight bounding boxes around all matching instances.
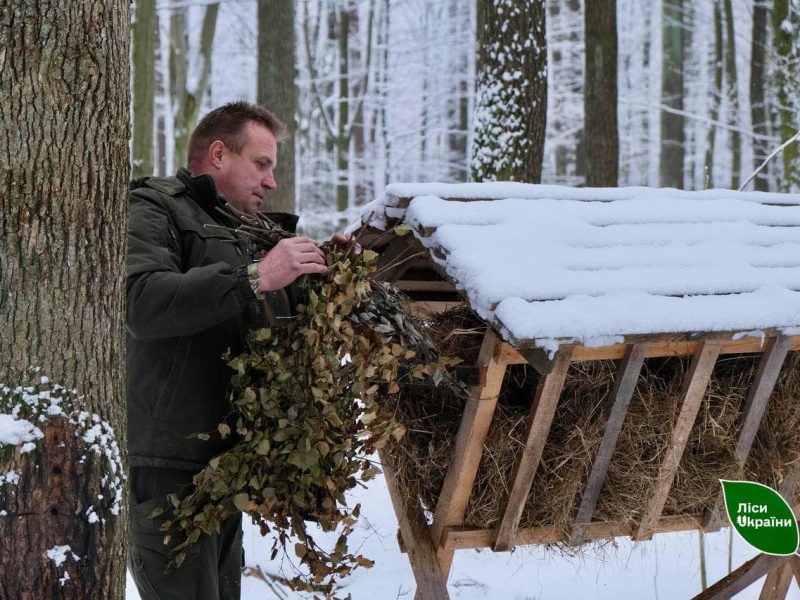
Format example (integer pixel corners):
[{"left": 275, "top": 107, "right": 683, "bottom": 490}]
[
  {"left": 505, "top": 327, "right": 798, "bottom": 354},
  {"left": 444, "top": 514, "right": 701, "bottom": 551},
  {"left": 570, "top": 343, "right": 647, "bottom": 545},
  {"left": 409, "top": 301, "right": 464, "bottom": 316},
  {"left": 496, "top": 337, "right": 800, "bottom": 365},
  {"left": 759, "top": 561, "right": 793, "bottom": 600},
  {"left": 396, "top": 280, "right": 456, "bottom": 293},
  {"left": 493, "top": 348, "right": 574, "bottom": 551},
  {"left": 636, "top": 342, "right": 722, "bottom": 540},
  {"left": 692, "top": 554, "right": 790, "bottom": 600},
  {"left": 790, "top": 556, "right": 800, "bottom": 590},
  {"left": 374, "top": 236, "right": 417, "bottom": 282},
  {"left": 379, "top": 451, "right": 450, "bottom": 600},
  {"left": 704, "top": 336, "right": 793, "bottom": 530},
  {"left": 429, "top": 329, "right": 506, "bottom": 548}
]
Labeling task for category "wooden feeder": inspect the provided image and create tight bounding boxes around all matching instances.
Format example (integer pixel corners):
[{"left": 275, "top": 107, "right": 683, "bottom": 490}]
[{"left": 358, "top": 183, "right": 800, "bottom": 600}]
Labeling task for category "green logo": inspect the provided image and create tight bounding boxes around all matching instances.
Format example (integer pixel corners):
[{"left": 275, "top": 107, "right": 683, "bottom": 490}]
[{"left": 721, "top": 480, "right": 799, "bottom": 555}]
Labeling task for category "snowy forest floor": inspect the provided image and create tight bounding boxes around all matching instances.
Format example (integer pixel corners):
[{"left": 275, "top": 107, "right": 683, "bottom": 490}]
[{"left": 124, "top": 456, "right": 800, "bottom": 600}]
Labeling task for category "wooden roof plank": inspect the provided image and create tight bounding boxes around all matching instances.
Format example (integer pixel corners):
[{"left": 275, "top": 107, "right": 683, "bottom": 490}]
[
  {"left": 570, "top": 343, "right": 647, "bottom": 545},
  {"left": 704, "top": 336, "right": 793, "bottom": 530},
  {"left": 429, "top": 329, "right": 506, "bottom": 549},
  {"left": 635, "top": 342, "right": 722, "bottom": 540},
  {"left": 493, "top": 347, "right": 574, "bottom": 551}
]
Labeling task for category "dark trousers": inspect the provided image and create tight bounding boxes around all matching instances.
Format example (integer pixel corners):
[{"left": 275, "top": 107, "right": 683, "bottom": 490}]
[{"left": 127, "top": 467, "right": 243, "bottom": 600}]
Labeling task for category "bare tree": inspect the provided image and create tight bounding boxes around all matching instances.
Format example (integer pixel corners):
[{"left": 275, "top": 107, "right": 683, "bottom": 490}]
[
  {"left": 258, "top": 0, "right": 299, "bottom": 212},
  {"left": 584, "top": 0, "right": 619, "bottom": 186},
  {"left": 660, "top": 0, "right": 685, "bottom": 188},
  {"left": 750, "top": 0, "right": 770, "bottom": 191},
  {"left": 772, "top": 0, "right": 799, "bottom": 191},
  {"left": 170, "top": 1, "right": 219, "bottom": 170},
  {"left": 703, "top": 0, "right": 723, "bottom": 187},
  {"left": 132, "top": 0, "right": 157, "bottom": 179},
  {"left": 722, "top": 0, "right": 740, "bottom": 188},
  {"left": 0, "top": 0, "right": 129, "bottom": 597},
  {"left": 471, "top": 0, "right": 548, "bottom": 182}
]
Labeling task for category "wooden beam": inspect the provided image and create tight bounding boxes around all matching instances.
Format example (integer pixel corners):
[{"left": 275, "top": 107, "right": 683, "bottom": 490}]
[
  {"left": 759, "top": 561, "right": 793, "bottom": 600},
  {"left": 396, "top": 280, "right": 457, "bottom": 293},
  {"left": 704, "top": 336, "right": 793, "bottom": 530},
  {"left": 570, "top": 343, "right": 647, "bottom": 545},
  {"left": 692, "top": 554, "right": 790, "bottom": 600},
  {"left": 501, "top": 336, "right": 800, "bottom": 364},
  {"left": 444, "top": 514, "right": 702, "bottom": 551},
  {"left": 409, "top": 301, "right": 464, "bottom": 316},
  {"left": 493, "top": 348, "right": 574, "bottom": 551},
  {"left": 379, "top": 451, "right": 450, "bottom": 600},
  {"left": 374, "top": 236, "right": 417, "bottom": 283},
  {"left": 789, "top": 556, "right": 800, "bottom": 590},
  {"left": 636, "top": 342, "right": 722, "bottom": 540},
  {"left": 429, "top": 329, "right": 506, "bottom": 549}
]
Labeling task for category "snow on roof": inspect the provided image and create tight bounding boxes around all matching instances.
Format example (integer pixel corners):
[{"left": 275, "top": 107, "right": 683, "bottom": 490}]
[{"left": 360, "top": 183, "right": 800, "bottom": 352}]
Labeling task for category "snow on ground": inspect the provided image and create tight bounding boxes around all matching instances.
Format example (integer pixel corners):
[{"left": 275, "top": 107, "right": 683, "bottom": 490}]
[{"left": 126, "top": 462, "right": 800, "bottom": 599}]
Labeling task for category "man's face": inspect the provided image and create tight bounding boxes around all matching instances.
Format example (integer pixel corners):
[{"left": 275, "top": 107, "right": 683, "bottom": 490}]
[{"left": 213, "top": 122, "right": 278, "bottom": 215}]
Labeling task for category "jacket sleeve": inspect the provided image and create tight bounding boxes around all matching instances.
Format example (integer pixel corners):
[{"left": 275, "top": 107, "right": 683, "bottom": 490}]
[{"left": 126, "top": 190, "right": 257, "bottom": 340}]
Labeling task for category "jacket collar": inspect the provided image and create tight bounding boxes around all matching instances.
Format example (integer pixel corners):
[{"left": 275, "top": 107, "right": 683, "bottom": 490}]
[
  {"left": 176, "top": 167, "right": 226, "bottom": 222},
  {"left": 175, "top": 167, "right": 300, "bottom": 233}
]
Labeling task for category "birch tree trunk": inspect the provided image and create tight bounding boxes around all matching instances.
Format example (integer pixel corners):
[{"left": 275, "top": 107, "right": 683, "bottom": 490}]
[
  {"left": 660, "top": 0, "right": 685, "bottom": 188},
  {"left": 749, "top": 0, "right": 769, "bottom": 191},
  {"left": 471, "top": 0, "right": 548, "bottom": 182},
  {"left": 584, "top": 0, "right": 619, "bottom": 186},
  {"left": 0, "top": 0, "right": 129, "bottom": 597},
  {"left": 132, "top": 0, "right": 157, "bottom": 179},
  {"left": 258, "top": 0, "right": 298, "bottom": 213}
]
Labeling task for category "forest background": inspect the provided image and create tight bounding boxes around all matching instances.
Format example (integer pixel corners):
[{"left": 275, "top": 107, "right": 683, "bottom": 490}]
[{"left": 131, "top": 0, "right": 800, "bottom": 239}]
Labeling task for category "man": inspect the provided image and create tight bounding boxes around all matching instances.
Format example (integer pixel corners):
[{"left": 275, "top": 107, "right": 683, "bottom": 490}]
[{"left": 126, "top": 102, "right": 339, "bottom": 599}]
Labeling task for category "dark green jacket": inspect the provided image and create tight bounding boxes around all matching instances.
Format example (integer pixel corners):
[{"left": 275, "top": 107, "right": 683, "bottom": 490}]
[{"left": 126, "top": 168, "right": 298, "bottom": 471}]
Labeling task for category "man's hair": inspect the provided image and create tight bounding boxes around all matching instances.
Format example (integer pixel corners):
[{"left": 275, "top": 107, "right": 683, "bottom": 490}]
[{"left": 187, "top": 101, "right": 287, "bottom": 170}]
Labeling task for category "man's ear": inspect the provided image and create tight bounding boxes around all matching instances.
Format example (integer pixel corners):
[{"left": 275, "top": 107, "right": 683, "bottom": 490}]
[{"left": 208, "top": 140, "right": 226, "bottom": 169}]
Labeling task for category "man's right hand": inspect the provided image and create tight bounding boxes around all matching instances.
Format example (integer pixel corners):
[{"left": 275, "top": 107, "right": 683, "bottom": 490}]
[{"left": 256, "top": 237, "right": 327, "bottom": 292}]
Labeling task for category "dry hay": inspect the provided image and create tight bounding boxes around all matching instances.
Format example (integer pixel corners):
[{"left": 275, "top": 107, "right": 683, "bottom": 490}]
[{"left": 385, "top": 306, "right": 800, "bottom": 546}]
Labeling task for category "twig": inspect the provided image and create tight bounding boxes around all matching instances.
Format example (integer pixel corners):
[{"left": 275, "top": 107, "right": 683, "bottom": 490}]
[{"left": 739, "top": 130, "right": 800, "bottom": 191}]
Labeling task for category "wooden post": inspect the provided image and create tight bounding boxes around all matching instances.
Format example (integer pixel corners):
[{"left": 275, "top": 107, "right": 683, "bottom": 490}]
[
  {"left": 571, "top": 343, "right": 647, "bottom": 544},
  {"left": 758, "top": 561, "right": 793, "bottom": 600},
  {"left": 704, "top": 336, "right": 792, "bottom": 530},
  {"left": 380, "top": 451, "right": 450, "bottom": 600},
  {"left": 493, "top": 347, "right": 574, "bottom": 551},
  {"left": 636, "top": 342, "right": 721, "bottom": 540},
  {"left": 429, "top": 329, "right": 506, "bottom": 548},
  {"left": 692, "top": 554, "right": 791, "bottom": 600}
]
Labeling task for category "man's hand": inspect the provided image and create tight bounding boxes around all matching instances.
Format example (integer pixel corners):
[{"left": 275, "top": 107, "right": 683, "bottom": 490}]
[
  {"left": 256, "top": 237, "right": 327, "bottom": 292},
  {"left": 330, "top": 232, "right": 362, "bottom": 254}
]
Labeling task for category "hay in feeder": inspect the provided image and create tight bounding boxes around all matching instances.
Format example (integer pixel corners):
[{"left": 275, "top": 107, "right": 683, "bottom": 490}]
[{"left": 386, "top": 306, "right": 800, "bottom": 546}]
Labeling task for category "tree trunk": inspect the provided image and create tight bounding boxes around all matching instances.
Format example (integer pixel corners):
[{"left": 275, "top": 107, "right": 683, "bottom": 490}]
[
  {"left": 258, "top": 0, "right": 298, "bottom": 213},
  {"left": 723, "top": 0, "right": 740, "bottom": 189},
  {"left": 132, "top": 0, "right": 157, "bottom": 179},
  {"left": 471, "top": 0, "right": 548, "bottom": 182},
  {"left": 704, "top": 0, "right": 723, "bottom": 188},
  {"left": 336, "top": 4, "right": 350, "bottom": 211},
  {"left": 0, "top": 0, "right": 129, "bottom": 597},
  {"left": 171, "top": 2, "right": 219, "bottom": 170},
  {"left": 584, "top": 0, "right": 619, "bottom": 186},
  {"left": 660, "top": 0, "right": 685, "bottom": 188},
  {"left": 772, "top": 0, "right": 799, "bottom": 191},
  {"left": 749, "top": 0, "right": 769, "bottom": 191}
]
